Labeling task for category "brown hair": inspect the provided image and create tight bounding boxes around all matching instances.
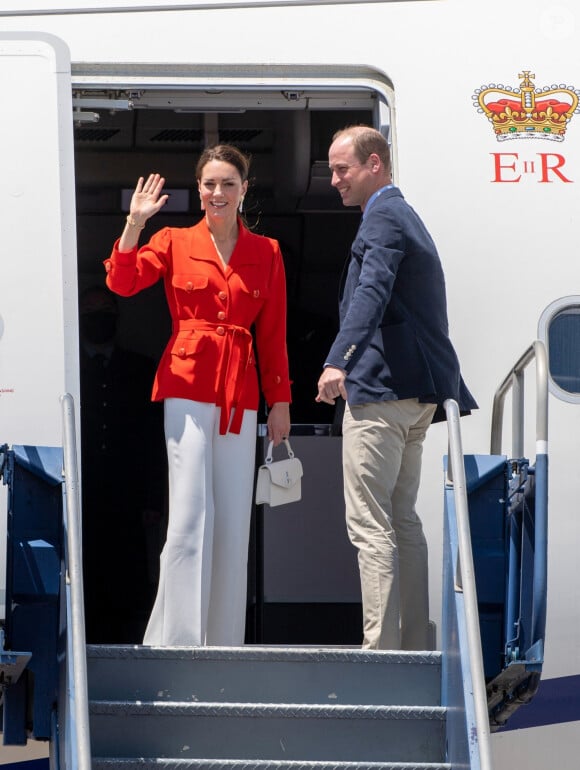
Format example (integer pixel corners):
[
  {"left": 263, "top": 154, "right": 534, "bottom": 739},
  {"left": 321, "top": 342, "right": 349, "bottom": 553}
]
[
  {"left": 332, "top": 125, "right": 391, "bottom": 176},
  {"left": 195, "top": 144, "right": 251, "bottom": 182}
]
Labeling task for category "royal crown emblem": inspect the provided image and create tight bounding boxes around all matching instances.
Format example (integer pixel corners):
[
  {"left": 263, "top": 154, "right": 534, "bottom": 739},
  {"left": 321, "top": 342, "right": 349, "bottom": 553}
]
[{"left": 473, "top": 71, "right": 580, "bottom": 141}]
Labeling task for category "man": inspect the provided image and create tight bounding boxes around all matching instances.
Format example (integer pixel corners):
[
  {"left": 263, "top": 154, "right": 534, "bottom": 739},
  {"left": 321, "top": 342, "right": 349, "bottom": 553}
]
[{"left": 317, "top": 126, "right": 477, "bottom": 650}]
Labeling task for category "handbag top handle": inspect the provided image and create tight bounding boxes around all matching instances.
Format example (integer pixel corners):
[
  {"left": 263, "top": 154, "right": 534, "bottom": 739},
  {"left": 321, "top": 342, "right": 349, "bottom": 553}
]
[{"left": 264, "top": 438, "right": 295, "bottom": 464}]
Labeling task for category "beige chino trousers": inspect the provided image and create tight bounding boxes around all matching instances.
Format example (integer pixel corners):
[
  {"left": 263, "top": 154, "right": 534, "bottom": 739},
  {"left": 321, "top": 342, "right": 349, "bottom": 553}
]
[{"left": 342, "top": 398, "right": 437, "bottom": 650}]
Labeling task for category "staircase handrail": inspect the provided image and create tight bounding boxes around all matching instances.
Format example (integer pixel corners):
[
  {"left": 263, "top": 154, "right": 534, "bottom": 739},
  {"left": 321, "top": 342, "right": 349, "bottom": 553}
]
[
  {"left": 490, "top": 340, "right": 548, "bottom": 457},
  {"left": 61, "top": 393, "right": 92, "bottom": 770},
  {"left": 489, "top": 340, "right": 549, "bottom": 653},
  {"left": 444, "top": 398, "right": 493, "bottom": 770}
]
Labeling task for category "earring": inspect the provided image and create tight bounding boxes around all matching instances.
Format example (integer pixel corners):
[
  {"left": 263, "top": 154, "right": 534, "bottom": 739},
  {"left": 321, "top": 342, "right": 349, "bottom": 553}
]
[{"left": 239, "top": 196, "right": 244, "bottom": 213}]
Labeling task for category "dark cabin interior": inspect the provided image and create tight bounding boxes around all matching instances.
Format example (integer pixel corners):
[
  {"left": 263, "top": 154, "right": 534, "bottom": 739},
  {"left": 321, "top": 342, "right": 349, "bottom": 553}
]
[{"left": 73, "top": 86, "right": 377, "bottom": 646}]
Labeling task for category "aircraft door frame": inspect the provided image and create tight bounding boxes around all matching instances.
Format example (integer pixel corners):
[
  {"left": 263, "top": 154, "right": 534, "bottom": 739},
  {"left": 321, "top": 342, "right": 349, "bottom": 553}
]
[{"left": 0, "top": 32, "right": 79, "bottom": 620}]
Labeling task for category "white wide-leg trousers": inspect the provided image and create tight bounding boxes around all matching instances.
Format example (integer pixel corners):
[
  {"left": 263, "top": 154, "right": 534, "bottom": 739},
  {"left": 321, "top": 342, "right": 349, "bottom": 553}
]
[{"left": 143, "top": 398, "right": 257, "bottom": 646}]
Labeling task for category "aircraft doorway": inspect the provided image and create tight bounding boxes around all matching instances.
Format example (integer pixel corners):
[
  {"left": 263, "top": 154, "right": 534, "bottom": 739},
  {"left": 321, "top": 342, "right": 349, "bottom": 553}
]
[{"left": 72, "top": 75, "right": 391, "bottom": 645}]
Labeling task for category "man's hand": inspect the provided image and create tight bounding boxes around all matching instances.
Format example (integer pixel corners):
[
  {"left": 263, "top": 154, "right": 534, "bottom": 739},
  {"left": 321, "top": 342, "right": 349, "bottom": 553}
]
[{"left": 316, "top": 366, "right": 347, "bottom": 405}]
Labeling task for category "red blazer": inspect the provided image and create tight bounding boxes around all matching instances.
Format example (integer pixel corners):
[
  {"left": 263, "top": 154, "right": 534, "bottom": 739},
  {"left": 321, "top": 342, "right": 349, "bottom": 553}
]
[{"left": 104, "top": 218, "right": 291, "bottom": 434}]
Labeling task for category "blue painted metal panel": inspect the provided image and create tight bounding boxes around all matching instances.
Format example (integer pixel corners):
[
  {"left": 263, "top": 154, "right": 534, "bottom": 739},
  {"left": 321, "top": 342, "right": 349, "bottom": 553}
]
[
  {"left": 11, "top": 446, "right": 63, "bottom": 488},
  {"left": 13, "top": 540, "right": 61, "bottom": 599},
  {"left": 464, "top": 454, "right": 508, "bottom": 495},
  {"left": 3, "top": 446, "right": 64, "bottom": 743},
  {"left": 445, "top": 453, "right": 548, "bottom": 731},
  {"left": 466, "top": 455, "right": 508, "bottom": 680},
  {"left": 0, "top": 760, "right": 50, "bottom": 770}
]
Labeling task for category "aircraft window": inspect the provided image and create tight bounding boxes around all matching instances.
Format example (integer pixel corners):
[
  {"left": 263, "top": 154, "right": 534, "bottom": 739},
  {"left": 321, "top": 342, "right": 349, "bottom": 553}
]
[{"left": 538, "top": 296, "right": 580, "bottom": 403}]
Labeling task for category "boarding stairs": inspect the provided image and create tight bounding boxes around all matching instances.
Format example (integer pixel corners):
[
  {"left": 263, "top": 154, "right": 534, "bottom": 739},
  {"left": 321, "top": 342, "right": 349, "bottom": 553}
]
[
  {"left": 88, "top": 644, "right": 448, "bottom": 769},
  {"left": 0, "top": 341, "right": 549, "bottom": 770}
]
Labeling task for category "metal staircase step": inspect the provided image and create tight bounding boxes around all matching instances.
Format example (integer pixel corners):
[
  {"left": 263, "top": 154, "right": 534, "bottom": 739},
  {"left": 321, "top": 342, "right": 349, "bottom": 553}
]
[
  {"left": 86, "top": 645, "right": 442, "bottom": 707},
  {"left": 89, "top": 701, "right": 446, "bottom": 763},
  {"left": 92, "top": 760, "right": 453, "bottom": 770}
]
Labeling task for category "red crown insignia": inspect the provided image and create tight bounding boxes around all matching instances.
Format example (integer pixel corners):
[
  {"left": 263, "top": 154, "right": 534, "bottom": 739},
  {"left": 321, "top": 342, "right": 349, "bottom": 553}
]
[{"left": 473, "top": 71, "right": 580, "bottom": 141}]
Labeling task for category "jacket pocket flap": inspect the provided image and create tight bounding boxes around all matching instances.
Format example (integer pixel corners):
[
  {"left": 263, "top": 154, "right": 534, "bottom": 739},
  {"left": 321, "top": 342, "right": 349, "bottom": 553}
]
[
  {"left": 170, "top": 334, "right": 207, "bottom": 358},
  {"left": 237, "top": 275, "right": 270, "bottom": 300},
  {"left": 172, "top": 274, "right": 209, "bottom": 292}
]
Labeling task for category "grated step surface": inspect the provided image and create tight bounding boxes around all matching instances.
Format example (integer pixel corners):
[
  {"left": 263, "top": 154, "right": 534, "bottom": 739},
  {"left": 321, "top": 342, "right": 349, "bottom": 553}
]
[
  {"left": 86, "top": 645, "right": 442, "bottom": 707},
  {"left": 89, "top": 700, "right": 446, "bottom": 763},
  {"left": 92, "top": 760, "right": 453, "bottom": 770}
]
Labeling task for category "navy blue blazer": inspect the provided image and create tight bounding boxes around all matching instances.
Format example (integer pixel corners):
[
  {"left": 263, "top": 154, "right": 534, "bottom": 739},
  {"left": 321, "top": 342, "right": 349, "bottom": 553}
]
[{"left": 325, "top": 187, "right": 477, "bottom": 422}]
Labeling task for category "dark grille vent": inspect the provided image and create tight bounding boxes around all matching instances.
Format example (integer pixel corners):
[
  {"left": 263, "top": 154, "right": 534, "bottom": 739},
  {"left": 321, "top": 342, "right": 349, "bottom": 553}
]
[
  {"left": 149, "top": 128, "right": 204, "bottom": 143},
  {"left": 74, "top": 128, "right": 121, "bottom": 142},
  {"left": 220, "top": 128, "right": 262, "bottom": 143},
  {"left": 148, "top": 128, "right": 263, "bottom": 144}
]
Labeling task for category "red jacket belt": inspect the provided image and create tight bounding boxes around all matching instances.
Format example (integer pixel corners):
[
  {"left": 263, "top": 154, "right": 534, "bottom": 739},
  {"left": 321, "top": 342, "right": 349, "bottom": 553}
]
[{"left": 176, "top": 319, "right": 253, "bottom": 434}]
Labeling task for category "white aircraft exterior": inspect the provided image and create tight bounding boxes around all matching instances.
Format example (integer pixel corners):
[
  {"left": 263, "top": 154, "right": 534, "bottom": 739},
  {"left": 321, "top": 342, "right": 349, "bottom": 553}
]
[{"left": 0, "top": 1, "right": 579, "bottom": 768}]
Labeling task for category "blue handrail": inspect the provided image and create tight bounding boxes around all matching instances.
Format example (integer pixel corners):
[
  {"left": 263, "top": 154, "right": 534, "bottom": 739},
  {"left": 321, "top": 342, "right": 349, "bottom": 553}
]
[{"left": 490, "top": 341, "right": 548, "bottom": 654}]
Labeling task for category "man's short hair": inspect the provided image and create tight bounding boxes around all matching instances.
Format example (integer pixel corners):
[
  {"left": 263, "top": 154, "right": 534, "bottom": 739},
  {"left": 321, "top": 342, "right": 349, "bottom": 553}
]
[{"left": 332, "top": 125, "right": 392, "bottom": 176}]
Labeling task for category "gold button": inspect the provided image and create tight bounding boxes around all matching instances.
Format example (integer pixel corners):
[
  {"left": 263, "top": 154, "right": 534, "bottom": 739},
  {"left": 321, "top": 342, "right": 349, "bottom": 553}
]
[
  {"left": 178, "top": 347, "right": 186, "bottom": 357},
  {"left": 218, "top": 291, "right": 227, "bottom": 300},
  {"left": 185, "top": 281, "right": 193, "bottom": 292},
  {"left": 217, "top": 311, "right": 226, "bottom": 320},
  {"left": 275, "top": 375, "right": 281, "bottom": 384},
  {"left": 253, "top": 289, "right": 260, "bottom": 298},
  {"left": 216, "top": 326, "right": 225, "bottom": 336}
]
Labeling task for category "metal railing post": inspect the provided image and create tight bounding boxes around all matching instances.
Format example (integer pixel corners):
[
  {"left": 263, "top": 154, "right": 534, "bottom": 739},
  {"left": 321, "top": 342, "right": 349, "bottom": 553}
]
[
  {"left": 61, "top": 393, "right": 91, "bottom": 770},
  {"left": 490, "top": 341, "right": 548, "bottom": 456},
  {"left": 488, "top": 339, "right": 549, "bottom": 667},
  {"left": 445, "top": 399, "right": 493, "bottom": 770},
  {"left": 512, "top": 370, "right": 524, "bottom": 459}
]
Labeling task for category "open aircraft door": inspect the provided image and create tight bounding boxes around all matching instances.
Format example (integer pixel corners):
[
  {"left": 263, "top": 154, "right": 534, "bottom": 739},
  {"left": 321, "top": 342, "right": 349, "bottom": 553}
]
[{"left": 0, "top": 33, "right": 79, "bottom": 620}]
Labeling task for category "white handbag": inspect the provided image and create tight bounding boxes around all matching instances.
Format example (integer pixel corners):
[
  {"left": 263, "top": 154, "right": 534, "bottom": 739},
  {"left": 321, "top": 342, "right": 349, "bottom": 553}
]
[{"left": 255, "top": 438, "right": 303, "bottom": 507}]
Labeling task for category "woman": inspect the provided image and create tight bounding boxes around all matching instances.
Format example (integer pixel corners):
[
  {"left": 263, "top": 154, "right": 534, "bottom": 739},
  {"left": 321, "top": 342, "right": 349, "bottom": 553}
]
[{"left": 104, "top": 144, "right": 292, "bottom": 646}]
